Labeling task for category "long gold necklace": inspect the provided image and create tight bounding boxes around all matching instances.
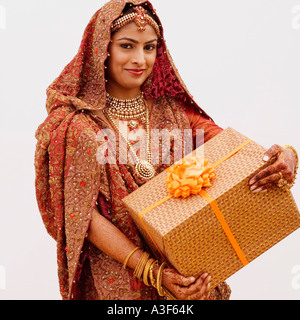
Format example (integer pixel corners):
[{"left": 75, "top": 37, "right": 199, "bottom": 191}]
[
  {"left": 105, "top": 92, "right": 146, "bottom": 129},
  {"left": 103, "top": 100, "right": 155, "bottom": 180}
]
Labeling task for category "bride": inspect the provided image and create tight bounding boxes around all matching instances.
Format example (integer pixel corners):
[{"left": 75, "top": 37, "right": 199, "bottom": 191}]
[{"left": 35, "top": 0, "right": 298, "bottom": 300}]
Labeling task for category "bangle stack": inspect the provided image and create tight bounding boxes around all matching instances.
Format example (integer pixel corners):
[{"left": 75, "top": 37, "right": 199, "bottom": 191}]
[{"left": 123, "top": 247, "right": 177, "bottom": 300}]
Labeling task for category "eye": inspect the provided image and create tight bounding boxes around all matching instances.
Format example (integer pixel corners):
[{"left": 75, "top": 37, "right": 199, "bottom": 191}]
[
  {"left": 144, "top": 44, "right": 156, "bottom": 51},
  {"left": 120, "top": 43, "right": 133, "bottom": 49}
]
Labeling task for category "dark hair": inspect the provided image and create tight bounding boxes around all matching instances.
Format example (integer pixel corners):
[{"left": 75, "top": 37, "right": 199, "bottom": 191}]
[{"left": 116, "top": 2, "right": 160, "bottom": 27}]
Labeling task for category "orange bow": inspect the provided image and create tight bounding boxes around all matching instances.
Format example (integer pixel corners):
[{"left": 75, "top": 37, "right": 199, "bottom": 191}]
[{"left": 166, "top": 156, "right": 215, "bottom": 198}]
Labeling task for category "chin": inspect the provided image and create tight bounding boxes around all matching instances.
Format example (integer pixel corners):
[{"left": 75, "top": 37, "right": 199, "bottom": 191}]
[{"left": 123, "top": 79, "right": 147, "bottom": 90}]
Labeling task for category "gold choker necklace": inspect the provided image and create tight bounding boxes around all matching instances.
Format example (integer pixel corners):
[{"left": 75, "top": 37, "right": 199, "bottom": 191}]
[
  {"left": 105, "top": 92, "right": 146, "bottom": 129},
  {"left": 103, "top": 101, "right": 155, "bottom": 180}
]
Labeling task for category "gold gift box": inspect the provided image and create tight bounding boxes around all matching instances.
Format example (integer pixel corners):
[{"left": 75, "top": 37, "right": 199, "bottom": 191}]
[{"left": 122, "top": 128, "right": 300, "bottom": 288}]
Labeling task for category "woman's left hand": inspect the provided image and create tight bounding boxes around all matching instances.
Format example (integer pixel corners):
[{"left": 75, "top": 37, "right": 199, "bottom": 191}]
[{"left": 249, "top": 144, "right": 297, "bottom": 193}]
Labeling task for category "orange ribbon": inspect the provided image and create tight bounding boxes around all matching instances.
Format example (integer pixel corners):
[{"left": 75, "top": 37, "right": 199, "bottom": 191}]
[
  {"left": 138, "top": 139, "right": 252, "bottom": 266},
  {"left": 199, "top": 190, "right": 249, "bottom": 266}
]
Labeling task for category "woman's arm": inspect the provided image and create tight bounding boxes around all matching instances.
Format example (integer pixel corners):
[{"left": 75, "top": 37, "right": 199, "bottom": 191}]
[
  {"left": 87, "top": 206, "right": 211, "bottom": 300},
  {"left": 183, "top": 104, "right": 223, "bottom": 147},
  {"left": 183, "top": 104, "right": 298, "bottom": 193},
  {"left": 87, "top": 207, "right": 142, "bottom": 269}
]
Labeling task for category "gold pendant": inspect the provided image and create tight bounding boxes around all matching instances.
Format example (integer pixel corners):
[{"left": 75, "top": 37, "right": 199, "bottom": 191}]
[
  {"left": 135, "top": 160, "right": 156, "bottom": 180},
  {"left": 128, "top": 120, "right": 139, "bottom": 130}
]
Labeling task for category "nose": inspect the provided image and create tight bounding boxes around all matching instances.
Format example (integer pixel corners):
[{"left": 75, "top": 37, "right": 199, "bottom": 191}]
[{"left": 131, "top": 48, "right": 146, "bottom": 66}]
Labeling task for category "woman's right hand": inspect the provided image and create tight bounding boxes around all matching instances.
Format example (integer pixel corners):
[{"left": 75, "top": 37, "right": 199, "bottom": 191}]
[{"left": 161, "top": 268, "right": 211, "bottom": 300}]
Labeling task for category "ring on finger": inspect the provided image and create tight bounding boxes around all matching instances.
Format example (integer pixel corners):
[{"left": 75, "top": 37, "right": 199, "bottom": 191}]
[{"left": 277, "top": 172, "right": 288, "bottom": 188}]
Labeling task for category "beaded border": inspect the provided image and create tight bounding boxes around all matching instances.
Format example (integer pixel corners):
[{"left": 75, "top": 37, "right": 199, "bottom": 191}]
[{"left": 111, "top": 6, "right": 161, "bottom": 36}]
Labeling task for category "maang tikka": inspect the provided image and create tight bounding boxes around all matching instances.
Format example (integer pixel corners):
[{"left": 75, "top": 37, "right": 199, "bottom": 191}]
[{"left": 111, "top": 6, "right": 161, "bottom": 36}]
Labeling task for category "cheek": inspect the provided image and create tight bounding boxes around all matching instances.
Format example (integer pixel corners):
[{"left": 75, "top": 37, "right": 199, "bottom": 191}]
[
  {"left": 146, "top": 53, "right": 157, "bottom": 74},
  {"left": 106, "top": 53, "right": 127, "bottom": 78}
]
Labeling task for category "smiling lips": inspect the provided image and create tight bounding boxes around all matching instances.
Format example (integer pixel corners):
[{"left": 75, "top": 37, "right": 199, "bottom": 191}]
[{"left": 125, "top": 69, "right": 145, "bottom": 76}]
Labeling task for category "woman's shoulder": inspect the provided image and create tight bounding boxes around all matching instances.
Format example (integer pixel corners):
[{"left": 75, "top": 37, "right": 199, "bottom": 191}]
[{"left": 36, "top": 105, "right": 99, "bottom": 146}]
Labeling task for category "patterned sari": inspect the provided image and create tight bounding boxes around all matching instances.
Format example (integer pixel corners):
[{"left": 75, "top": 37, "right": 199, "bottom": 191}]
[{"left": 34, "top": 0, "right": 230, "bottom": 300}]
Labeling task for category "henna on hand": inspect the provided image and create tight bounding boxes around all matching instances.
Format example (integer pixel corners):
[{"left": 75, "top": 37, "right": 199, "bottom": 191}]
[
  {"left": 160, "top": 268, "right": 211, "bottom": 300},
  {"left": 249, "top": 144, "right": 296, "bottom": 193}
]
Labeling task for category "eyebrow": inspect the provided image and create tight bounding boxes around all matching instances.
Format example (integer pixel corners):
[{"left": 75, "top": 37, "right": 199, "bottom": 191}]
[{"left": 116, "top": 37, "right": 158, "bottom": 44}]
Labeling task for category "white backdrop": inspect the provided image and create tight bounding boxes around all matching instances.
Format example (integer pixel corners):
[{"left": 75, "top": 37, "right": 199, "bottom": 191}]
[{"left": 0, "top": 0, "right": 299, "bottom": 300}]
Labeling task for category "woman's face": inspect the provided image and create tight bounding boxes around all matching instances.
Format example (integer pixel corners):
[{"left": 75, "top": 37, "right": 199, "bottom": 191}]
[{"left": 106, "top": 21, "right": 158, "bottom": 98}]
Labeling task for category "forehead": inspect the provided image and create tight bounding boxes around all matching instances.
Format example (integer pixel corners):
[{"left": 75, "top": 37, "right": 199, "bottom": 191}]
[{"left": 112, "top": 21, "right": 158, "bottom": 41}]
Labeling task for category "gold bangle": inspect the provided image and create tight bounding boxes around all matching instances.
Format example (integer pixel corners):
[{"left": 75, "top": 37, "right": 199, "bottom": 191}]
[
  {"left": 133, "top": 253, "right": 144, "bottom": 278},
  {"left": 143, "top": 258, "right": 155, "bottom": 286},
  {"left": 133, "top": 252, "right": 150, "bottom": 280},
  {"left": 149, "top": 260, "right": 159, "bottom": 288},
  {"left": 282, "top": 145, "right": 299, "bottom": 190},
  {"left": 156, "top": 262, "right": 167, "bottom": 296},
  {"left": 123, "top": 247, "right": 140, "bottom": 270},
  {"left": 138, "top": 253, "right": 150, "bottom": 280},
  {"left": 133, "top": 252, "right": 146, "bottom": 279}
]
